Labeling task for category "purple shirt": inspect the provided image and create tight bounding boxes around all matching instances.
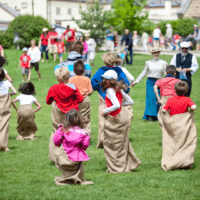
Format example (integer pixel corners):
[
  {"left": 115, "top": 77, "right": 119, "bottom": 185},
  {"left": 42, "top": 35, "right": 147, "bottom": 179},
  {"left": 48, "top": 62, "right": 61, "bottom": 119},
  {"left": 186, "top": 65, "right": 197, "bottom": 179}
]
[{"left": 53, "top": 125, "right": 90, "bottom": 162}]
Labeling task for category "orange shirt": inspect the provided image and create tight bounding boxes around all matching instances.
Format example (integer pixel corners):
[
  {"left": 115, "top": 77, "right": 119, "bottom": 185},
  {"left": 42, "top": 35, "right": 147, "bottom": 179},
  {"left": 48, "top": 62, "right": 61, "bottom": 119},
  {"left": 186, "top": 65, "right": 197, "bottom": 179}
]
[{"left": 69, "top": 75, "right": 93, "bottom": 97}]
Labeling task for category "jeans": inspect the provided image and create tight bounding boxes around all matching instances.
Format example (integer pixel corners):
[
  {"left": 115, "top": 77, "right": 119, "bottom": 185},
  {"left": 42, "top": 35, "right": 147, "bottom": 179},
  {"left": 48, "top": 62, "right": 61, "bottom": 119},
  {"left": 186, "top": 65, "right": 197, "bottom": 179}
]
[
  {"left": 126, "top": 47, "right": 133, "bottom": 64},
  {"left": 41, "top": 45, "right": 49, "bottom": 59}
]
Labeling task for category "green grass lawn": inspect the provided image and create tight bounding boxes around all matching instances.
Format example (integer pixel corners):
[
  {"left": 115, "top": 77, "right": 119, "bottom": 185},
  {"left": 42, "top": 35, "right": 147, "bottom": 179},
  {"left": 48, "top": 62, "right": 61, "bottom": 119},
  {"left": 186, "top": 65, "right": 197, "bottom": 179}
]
[{"left": 0, "top": 50, "right": 200, "bottom": 200}]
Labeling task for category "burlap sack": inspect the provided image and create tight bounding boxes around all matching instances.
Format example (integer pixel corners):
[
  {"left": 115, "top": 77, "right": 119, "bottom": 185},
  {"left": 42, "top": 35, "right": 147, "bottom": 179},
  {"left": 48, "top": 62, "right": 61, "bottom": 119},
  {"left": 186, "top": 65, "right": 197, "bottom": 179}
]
[
  {"left": 161, "top": 111, "right": 197, "bottom": 171},
  {"left": 16, "top": 105, "right": 38, "bottom": 140},
  {"left": 97, "top": 95, "right": 105, "bottom": 149},
  {"left": 0, "top": 94, "right": 11, "bottom": 151},
  {"left": 49, "top": 101, "right": 66, "bottom": 162},
  {"left": 79, "top": 95, "right": 92, "bottom": 136},
  {"left": 54, "top": 145, "right": 93, "bottom": 185},
  {"left": 104, "top": 107, "right": 141, "bottom": 173},
  {"left": 157, "top": 96, "right": 171, "bottom": 127}
]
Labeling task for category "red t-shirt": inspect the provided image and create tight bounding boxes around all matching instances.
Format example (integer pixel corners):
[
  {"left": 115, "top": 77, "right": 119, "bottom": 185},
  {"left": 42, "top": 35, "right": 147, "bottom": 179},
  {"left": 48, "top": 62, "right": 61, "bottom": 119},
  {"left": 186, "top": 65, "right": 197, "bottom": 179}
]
[
  {"left": 48, "top": 31, "right": 58, "bottom": 45},
  {"left": 163, "top": 96, "right": 195, "bottom": 116},
  {"left": 20, "top": 54, "right": 31, "bottom": 69},
  {"left": 155, "top": 77, "right": 180, "bottom": 97},
  {"left": 40, "top": 33, "right": 49, "bottom": 46},
  {"left": 149, "top": 37, "right": 152, "bottom": 43},
  {"left": 174, "top": 34, "right": 180, "bottom": 40},
  {"left": 105, "top": 91, "right": 122, "bottom": 116},
  {"left": 46, "top": 83, "right": 84, "bottom": 113},
  {"left": 57, "top": 42, "right": 65, "bottom": 54},
  {"left": 63, "top": 29, "right": 75, "bottom": 42}
]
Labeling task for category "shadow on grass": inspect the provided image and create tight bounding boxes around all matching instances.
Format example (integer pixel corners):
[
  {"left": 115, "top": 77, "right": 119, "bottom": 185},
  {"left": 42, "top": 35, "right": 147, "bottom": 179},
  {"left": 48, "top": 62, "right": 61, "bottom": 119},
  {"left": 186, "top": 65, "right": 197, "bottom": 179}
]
[{"left": 49, "top": 161, "right": 55, "bottom": 166}]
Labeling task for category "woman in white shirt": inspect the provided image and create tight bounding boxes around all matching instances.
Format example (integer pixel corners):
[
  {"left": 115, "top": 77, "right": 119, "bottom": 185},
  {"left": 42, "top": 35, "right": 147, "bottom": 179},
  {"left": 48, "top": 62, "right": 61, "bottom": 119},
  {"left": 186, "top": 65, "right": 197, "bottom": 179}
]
[
  {"left": 0, "top": 55, "right": 12, "bottom": 82},
  {"left": 12, "top": 82, "right": 41, "bottom": 140},
  {"left": 28, "top": 39, "right": 41, "bottom": 81},
  {"left": 0, "top": 68, "right": 17, "bottom": 152},
  {"left": 99, "top": 70, "right": 141, "bottom": 174},
  {"left": 132, "top": 48, "right": 168, "bottom": 121}
]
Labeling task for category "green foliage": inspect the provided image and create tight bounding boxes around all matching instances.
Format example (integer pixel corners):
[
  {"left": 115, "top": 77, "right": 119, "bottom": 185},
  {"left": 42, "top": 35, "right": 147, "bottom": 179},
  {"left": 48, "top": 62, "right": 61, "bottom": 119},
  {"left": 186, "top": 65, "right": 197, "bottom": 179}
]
[
  {"left": 140, "top": 19, "right": 156, "bottom": 35},
  {"left": 109, "top": 0, "right": 147, "bottom": 33},
  {"left": 0, "top": 31, "right": 14, "bottom": 49},
  {"left": 6, "top": 15, "right": 50, "bottom": 48},
  {"left": 158, "top": 18, "right": 199, "bottom": 37},
  {"left": 74, "top": 0, "right": 112, "bottom": 41}
]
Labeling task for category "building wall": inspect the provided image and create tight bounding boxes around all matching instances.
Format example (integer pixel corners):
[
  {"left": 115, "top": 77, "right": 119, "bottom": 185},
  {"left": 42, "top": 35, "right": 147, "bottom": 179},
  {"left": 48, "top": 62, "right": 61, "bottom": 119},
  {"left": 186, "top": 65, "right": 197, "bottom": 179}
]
[
  {"left": 184, "top": 0, "right": 200, "bottom": 19},
  {"left": 0, "top": 7, "right": 15, "bottom": 21}
]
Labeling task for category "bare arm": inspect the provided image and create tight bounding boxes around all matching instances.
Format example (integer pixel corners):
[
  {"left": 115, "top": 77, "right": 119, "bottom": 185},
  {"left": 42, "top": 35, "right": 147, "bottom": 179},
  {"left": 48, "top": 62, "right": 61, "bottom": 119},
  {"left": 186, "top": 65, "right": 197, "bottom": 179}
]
[
  {"left": 12, "top": 98, "right": 19, "bottom": 111},
  {"left": 9, "top": 85, "right": 17, "bottom": 96},
  {"left": 154, "top": 85, "right": 161, "bottom": 101},
  {"left": 38, "top": 38, "right": 41, "bottom": 49},
  {"left": 5, "top": 73, "right": 12, "bottom": 83},
  {"left": 162, "top": 108, "right": 168, "bottom": 114},
  {"left": 19, "top": 60, "right": 21, "bottom": 68},
  {"left": 33, "top": 100, "right": 41, "bottom": 113},
  {"left": 1, "top": 49, "right": 4, "bottom": 57}
]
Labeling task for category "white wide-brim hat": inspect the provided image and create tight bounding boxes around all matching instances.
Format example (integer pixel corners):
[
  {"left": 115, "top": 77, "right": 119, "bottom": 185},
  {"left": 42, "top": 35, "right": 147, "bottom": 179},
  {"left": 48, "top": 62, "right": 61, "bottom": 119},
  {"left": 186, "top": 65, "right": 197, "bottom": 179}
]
[
  {"left": 166, "top": 23, "right": 171, "bottom": 28},
  {"left": 180, "top": 41, "right": 190, "bottom": 48},
  {"left": 42, "top": 27, "right": 48, "bottom": 32},
  {"left": 22, "top": 47, "right": 28, "bottom": 51},
  {"left": 150, "top": 48, "right": 162, "bottom": 53},
  {"left": 101, "top": 70, "right": 118, "bottom": 80},
  {"left": 193, "top": 24, "right": 198, "bottom": 27}
]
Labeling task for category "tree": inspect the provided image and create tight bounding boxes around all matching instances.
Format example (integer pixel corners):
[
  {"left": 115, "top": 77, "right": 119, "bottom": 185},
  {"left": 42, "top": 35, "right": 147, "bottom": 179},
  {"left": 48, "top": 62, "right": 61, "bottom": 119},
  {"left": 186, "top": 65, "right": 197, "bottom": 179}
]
[
  {"left": 6, "top": 15, "right": 50, "bottom": 48},
  {"left": 109, "top": 0, "right": 147, "bottom": 34},
  {"left": 74, "top": 0, "right": 112, "bottom": 41}
]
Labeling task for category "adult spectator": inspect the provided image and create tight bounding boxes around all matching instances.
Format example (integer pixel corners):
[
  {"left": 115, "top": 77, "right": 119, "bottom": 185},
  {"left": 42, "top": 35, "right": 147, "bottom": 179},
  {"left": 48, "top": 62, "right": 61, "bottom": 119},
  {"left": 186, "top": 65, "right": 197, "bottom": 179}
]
[
  {"left": 62, "top": 25, "right": 75, "bottom": 50},
  {"left": 165, "top": 23, "right": 173, "bottom": 50},
  {"left": 121, "top": 29, "right": 133, "bottom": 65},
  {"left": 48, "top": 25, "right": 58, "bottom": 61},
  {"left": 54, "top": 41, "right": 91, "bottom": 78},
  {"left": 0, "top": 44, "right": 4, "bottom": 57},
  {"left": 153, "top": 26, "right": 161, "bottom": 48},
  {"left": 85, "top": 33, "right": 97, "bottom": 67},
  {"left": 133, "top": 31, "right": 139, "bottom": 50},
  {"left": 80, "top": 36, "right": 88, "bottom": 60},
  {"left": 142, "top": 31, "right": 149, "bottom": 53},
  {"left": 170, "top": 41, "right": 198, "bottom": 97},
  {"left": 192, "top": 24, "right": 199, "bottom": 50},
  {"left": 105, "top": 26, "right": 114, "bottom": 52},
  {"left": 38, "top": 27, "right": 49, "bottom": 63},
  {"left": 196, "top": 25, "right": 200, "bottom": 51}
]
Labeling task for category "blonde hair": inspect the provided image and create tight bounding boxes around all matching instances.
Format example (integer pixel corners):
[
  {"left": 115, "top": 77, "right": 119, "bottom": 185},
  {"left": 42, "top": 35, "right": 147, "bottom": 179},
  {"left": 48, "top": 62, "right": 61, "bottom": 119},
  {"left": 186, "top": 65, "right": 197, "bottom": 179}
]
[
  {"left": 55, "top": 67, "right": 70, "bottom": 81},
  {"left": 30, "top": 39, "right": 36, "bottom": 44},
  {"left": 101, "top": 53, "right": 117, "bottom": 66}
]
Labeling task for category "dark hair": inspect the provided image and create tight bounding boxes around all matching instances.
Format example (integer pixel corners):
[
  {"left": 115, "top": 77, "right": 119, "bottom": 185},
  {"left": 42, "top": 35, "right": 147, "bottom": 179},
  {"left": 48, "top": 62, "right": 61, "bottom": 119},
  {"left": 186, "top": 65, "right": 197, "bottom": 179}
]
[
  {"left": 0, "top": 68, "right": 5, "bottom": 81},
  {"left": 80, "top": 36, "right": 85, "bottom": 41},
  {"left": 67, "top": 25, "right": 70, "bottom": 29},
  {"left": 0, "top": 55, "right": 8, "bottom": 67},
  {"left": 116, "top": 55, "right": 122, "bottom": 65},
  {"left": 175, "top": 81, "right": 189, "bottom": 96},
  {"left": 74, "top": 60, "right": 85, "bottom": 75},
  {"left": 68, "top": 41, "right": 83, "bottom": 54},
  {"left": 18, "top": 82, "right": 36, "bottom": 95},
  {"left": 62, "top": 109, "right": 84, "bottom": 134},
  {"left": 100, "top": 78, "right": 127, "bottom": 93},
  {"left": 166, "top": 65, "right": 176, "bottom": 75}
]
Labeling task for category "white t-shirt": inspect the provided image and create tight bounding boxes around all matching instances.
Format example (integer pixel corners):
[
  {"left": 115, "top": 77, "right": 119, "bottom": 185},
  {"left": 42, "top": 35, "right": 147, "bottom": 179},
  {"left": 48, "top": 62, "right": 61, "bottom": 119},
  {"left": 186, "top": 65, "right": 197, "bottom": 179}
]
[
  {"left": 28, "top": 47, "right": 41, "bottom": 63},
  {"left": 3, "top": 68, "right": 7, "bottom": 74},
  {"left": 16, "top": 94, "right": 36, "bottom": 105},
  {"left": 153, "top": 28, "right": 161, "bottom": 38},
  {"left": 0, "top": 80, "right": 12, "bottom": 95}
]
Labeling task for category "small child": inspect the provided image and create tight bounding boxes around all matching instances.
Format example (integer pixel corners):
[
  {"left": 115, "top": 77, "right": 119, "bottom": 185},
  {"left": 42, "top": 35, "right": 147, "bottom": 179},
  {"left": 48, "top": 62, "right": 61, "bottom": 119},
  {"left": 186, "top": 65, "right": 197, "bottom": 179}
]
[
  {"left": 148, "top": 36, "right": 153, "bottom": 51},
  {"left": 0, "top": 68, "right": 17, "bottom": 151},
  {"left": 174, "top": 33, "right": 180, "bottom": 51},
  {"left": 100, "top": 70, "right": 141, "bottom": 173},
  {"left": 160, "top": 34, "right": 165, "bottom": 50},
  {"left": 57, "top": 38, "right": 65, "bottom": 63},
  {"left": 69, "top": 60, "right": 93, "bottom": 136},
  {"left": 117, "top": 48, "right": 126, "bottom": 65},
  {"left": 53, "top": 109, "right": 93, "bottom": 185},
  {"left": 19, "top": 47, "right": 31, "bottom": 82},
  {"left": 12, "top": 82, "right": 41, "bottom": 140},
  {"left": 0, "top": 55, "right": 12, "bottom": 82},
  {"left": 46, "top": 67, "right": 84, "bottom": 162},
  {"left": 162, "top": 81, "right": 196, "bottom": 116}
]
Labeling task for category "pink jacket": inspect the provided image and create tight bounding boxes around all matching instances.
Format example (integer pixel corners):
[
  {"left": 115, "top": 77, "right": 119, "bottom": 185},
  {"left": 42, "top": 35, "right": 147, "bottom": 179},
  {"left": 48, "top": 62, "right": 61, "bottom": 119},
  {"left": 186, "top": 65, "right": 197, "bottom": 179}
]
[
  {"left": 83, "top": 41, "right": 88, "bottom": 54},
  {"left": 53, "top": 125, "right": 90, "bottom": 162}
]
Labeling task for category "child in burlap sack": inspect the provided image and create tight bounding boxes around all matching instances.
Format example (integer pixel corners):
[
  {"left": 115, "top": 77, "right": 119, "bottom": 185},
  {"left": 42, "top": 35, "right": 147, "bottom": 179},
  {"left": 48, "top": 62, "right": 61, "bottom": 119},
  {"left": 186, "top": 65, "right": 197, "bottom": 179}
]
[
  {"left": 46, "top": 67, "right": 84, "bottom": 162},
  {"left": 69, "top": 60, "right": 93, "bottom": 136},
  {"left": 53, "top": 109, "right": 93, "bottom": 185},
  {"left": 100, "top": 70, "right": 141, "bottom": 173},
  {"left": 0, "top": 68, "right": 17, "bottom": 151},
  {"left": 12, "top": 82, "right": 41, "bottom": 140}
]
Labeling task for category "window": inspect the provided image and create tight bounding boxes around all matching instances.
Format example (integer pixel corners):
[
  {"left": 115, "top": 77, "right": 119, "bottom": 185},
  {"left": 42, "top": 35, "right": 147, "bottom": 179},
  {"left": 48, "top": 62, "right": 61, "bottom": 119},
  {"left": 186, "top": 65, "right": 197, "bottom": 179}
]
[
  {"left": 68, "top": 8, "right": 72, "bottom": 15},
  {"left": 56, "top": 7, "right": 61, "bottom": 15},
  {"left": 22, "top": 3, "right": 27, "bottom": 9}
]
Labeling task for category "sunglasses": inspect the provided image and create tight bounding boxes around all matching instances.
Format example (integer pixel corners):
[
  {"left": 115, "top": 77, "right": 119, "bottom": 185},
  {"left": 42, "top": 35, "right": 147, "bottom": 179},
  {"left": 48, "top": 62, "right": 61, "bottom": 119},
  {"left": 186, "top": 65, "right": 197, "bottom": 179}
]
[{"left": 181, "top": 48, "right": 189, "bottom": 50}]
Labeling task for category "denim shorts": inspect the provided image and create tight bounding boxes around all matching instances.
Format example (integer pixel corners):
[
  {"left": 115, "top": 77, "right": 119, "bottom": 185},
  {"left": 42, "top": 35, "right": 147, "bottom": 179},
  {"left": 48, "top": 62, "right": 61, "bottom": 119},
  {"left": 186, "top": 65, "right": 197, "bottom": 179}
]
[
  {"left": 59, "top": 53, "right": 63, "bottom": 58},
  {"left": 21, "top": 68, "right": 29, "bottom": 75},
  {"left": 153, "top": 38, "right": 159, "bottom": 41}
]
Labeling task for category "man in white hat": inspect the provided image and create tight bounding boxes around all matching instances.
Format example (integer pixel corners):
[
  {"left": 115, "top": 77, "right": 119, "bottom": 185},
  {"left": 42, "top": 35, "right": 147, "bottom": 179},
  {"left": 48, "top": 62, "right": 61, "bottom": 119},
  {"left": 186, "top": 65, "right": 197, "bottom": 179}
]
[
  {"left": 165, "top": 24, "right": 173, "bottom": 50},
  {"left": 170, "top": 41, "right": 198, "bottom": 97}
]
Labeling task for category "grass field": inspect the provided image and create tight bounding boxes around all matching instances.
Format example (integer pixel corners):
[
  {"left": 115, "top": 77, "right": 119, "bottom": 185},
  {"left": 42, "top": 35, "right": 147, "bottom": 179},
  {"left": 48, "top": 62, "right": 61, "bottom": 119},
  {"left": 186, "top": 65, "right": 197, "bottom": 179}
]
[{"left": 0, "top": 50, "right": 200, "bottom": 200}]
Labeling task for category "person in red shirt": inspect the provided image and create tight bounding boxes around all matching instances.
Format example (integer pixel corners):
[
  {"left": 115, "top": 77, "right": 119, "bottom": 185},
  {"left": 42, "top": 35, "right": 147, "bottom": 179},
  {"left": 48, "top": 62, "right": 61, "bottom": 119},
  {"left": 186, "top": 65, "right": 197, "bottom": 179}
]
[
  {"left": 38, "top": 27, "right": 49, "bottom": 63},
  {"left": 57, "top": 38, "right": 65, "bottom": 63},
  {"left": 19, "top": 47, "right": 31, "bottom": 82},
  {"left": 61, "top": 25, "right": 75, "bottom": 50},
  {"left": 47, "top": 25, "right": 58, "bottom": 61},
  {"left": 162, "top": 81, "right": 196, "bottom": 116}
]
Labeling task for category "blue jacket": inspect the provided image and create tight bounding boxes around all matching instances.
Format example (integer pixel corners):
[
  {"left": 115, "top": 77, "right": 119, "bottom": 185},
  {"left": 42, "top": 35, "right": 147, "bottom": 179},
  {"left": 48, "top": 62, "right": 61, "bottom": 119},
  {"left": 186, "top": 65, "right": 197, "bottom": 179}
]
[
  {"left": 54, "top": 51, "right": 91, "bottom": 78},
  {"left": 91, "top": 66, "right": 130, "bottom": 99},
  {"left": 121, "top": 33, "right": 133, "bottom": 50}
]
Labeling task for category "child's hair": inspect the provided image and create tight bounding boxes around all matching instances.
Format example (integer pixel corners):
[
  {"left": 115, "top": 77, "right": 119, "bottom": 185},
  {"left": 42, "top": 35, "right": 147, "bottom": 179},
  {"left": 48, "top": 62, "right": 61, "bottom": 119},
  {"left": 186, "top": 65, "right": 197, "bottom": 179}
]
[
  {"left": 166, "top": 65, "right": 176, "bottom": 75},
  {"left": 175, "top": 81, "right": 189, "bottom": 96},
  {"left": 116, "top": 55, "right": 122, "bottom": 65},
  {"left": 0, "top": 55, "right": 8, "bottom": 67},
  {"left": 101, "top": 53, "right": 117, "bottom": 66},
  {"left": 18, "top": 82, "right": 36, "bottom": 95},
  {"left": 55, "top": 67, "right": 70, "bottom": 81},
  {"left": 69, "top": 41, "right": 83, "bottom": 54},
  {"left": 0, "top": 68, "right": 5, "bottom": 81},
  {"left": 100, "top": 78, "right": 127, "bottom": 93},
  {"left": 62, "top": 109, "right": 84, "bottom": 133},
  {"left": 74, "top": 60, "right": 85, "bottom": 75}
]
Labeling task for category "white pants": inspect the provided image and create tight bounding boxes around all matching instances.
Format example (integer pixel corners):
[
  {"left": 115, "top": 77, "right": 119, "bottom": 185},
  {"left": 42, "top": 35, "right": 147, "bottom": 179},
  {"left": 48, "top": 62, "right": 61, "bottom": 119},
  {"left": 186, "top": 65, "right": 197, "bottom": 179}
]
[
  {"left": 142, "top": 39, "right": 148, "bottom": 52},
  {"left": 87, "top": 51, "right": 95, "bottom": 64},
  {"left": 104, "top": 40, "right": 114, "bottom": 52}
]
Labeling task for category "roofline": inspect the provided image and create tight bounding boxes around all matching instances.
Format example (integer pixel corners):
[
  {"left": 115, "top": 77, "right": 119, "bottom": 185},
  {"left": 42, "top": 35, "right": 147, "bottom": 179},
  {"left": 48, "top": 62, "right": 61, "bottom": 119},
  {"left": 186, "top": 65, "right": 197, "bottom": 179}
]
[
  {"left": 47, "top": 0, "right": 111, "bottom": 4},
  {"left": 0, "top": 4, "right": 19, "bottom": 17}
]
